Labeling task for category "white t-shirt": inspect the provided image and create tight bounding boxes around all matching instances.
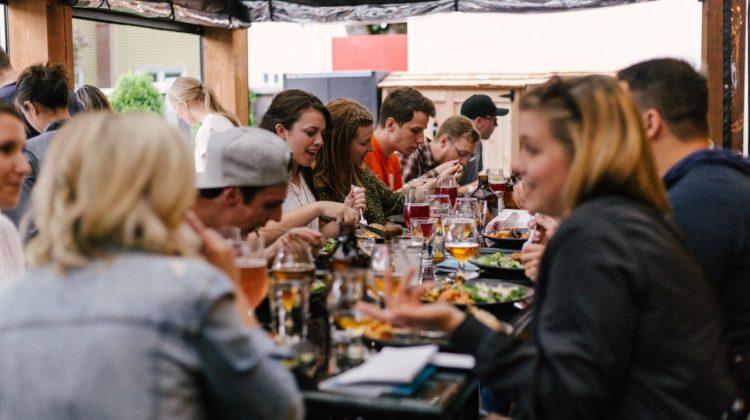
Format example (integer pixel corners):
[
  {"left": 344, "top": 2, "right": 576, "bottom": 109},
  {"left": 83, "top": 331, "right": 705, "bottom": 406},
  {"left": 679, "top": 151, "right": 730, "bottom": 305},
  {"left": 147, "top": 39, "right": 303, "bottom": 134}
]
[
  {"left": 282, "top": 174, "right": 319, "bottom": 232},
  {"left": 194, "top": 113, "right": 235, "bottom": 172},
  {"left": 0, "top": 214, "right": 24, "bottom": 282}
]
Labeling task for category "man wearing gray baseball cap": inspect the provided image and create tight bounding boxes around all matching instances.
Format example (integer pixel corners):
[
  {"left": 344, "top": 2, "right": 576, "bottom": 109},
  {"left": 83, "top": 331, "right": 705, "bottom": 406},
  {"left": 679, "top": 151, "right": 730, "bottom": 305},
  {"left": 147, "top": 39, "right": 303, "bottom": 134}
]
[{"left": 194, "top": 127, "right": 319, "bottom": 249}]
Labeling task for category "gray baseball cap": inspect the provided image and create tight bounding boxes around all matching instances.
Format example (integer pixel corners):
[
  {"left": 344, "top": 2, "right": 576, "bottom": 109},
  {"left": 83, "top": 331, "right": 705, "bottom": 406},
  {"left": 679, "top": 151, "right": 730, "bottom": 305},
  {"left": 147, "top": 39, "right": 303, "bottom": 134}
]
[{"left": 196, "top": 127, "right": 293, "bottom": 189}]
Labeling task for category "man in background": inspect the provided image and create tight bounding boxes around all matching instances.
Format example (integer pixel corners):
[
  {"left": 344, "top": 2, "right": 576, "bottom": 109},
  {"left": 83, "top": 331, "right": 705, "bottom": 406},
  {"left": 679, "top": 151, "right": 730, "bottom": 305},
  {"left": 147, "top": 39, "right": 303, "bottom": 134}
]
[{"left": 459, "top": 94, "right": 508, "bottom": 185}]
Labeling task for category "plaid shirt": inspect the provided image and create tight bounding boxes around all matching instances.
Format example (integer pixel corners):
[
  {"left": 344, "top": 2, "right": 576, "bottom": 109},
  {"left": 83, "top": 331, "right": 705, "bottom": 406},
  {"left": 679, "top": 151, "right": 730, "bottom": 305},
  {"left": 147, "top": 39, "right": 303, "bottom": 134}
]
[{"left": 398, "top": 141, "right": 440, "bottom": 184}]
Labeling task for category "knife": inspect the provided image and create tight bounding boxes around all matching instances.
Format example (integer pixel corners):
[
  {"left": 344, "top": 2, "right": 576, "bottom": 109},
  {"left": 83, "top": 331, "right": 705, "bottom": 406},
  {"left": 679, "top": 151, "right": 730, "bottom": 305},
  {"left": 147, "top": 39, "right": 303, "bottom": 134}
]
[{"left": 359, "top": 223, "right": 384, "bottom": 237}]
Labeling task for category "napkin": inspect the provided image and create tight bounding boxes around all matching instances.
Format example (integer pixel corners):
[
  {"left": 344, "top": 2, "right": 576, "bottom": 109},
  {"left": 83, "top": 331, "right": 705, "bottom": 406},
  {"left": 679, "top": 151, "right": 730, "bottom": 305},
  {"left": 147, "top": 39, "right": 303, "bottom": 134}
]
[
  {"left": 319, "top": 345, "right": 439, "bottom": 396},
  {"left": 486, "top": 209, "right": 532, "bottom": 231}
]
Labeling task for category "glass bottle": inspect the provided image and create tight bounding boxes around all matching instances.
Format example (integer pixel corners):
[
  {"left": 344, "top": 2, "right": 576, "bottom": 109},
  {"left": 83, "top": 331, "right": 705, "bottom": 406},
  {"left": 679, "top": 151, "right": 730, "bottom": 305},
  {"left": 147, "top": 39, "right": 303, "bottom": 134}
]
[
  {"left": 331, "top": 223, "right": 371, "bottom": 271},
  {"left": 471, "top": 174, "right": 499, "bottom": 226}
]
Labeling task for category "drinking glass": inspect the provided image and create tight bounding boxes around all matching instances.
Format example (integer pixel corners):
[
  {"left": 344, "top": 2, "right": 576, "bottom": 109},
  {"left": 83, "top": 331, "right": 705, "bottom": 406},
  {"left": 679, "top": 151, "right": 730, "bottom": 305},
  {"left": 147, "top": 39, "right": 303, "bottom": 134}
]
[
  {"left": 428, "top": 194, "right": 451, "bottom": 235},
  {"left": 328, "top": 269, "right": 370, "bottom": 371},
  {"left": 369, "top": 244, "right": 391, "bottom": 300},
  {"left": 392, "top": 236, "right": 425, "bottom": 286},
  {"left": 443, "top": 217, "right": 480, "bottom": 281},
  {"left": 410, "top": 217, "right": 437, "bottom": 245},
  {"left": 236, "top": 235, "right": 268, "bottom": 310},
  {"left": 435, "top": 176, "right": 458, "bottom": 208},
  {"left": 269, "top": 242, "right": 315, "bottom": 348},
  {"left": 403, "top": 187, "right": 429, "bottom": 230},
  {"left": 487, "top": 168, "right": 506, "bottom": 193}
]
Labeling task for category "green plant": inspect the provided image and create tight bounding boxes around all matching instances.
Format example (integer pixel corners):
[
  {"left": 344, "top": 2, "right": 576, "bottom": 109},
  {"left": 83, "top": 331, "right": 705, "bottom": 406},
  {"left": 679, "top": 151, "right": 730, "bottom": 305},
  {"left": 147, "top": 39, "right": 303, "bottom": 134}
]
[{"left": 110, "top": 73, "right": 163, "bottom": 115}]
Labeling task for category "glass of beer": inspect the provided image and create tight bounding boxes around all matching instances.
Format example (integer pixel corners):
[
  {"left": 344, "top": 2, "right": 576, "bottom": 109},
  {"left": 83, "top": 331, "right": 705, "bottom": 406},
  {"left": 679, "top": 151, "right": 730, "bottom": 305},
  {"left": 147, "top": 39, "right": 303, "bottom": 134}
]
[
  {"left": 443, "top": 217, "right": 480, "bottom": 281},
  {"left": 270, "top": 242, "right": 315, "bottom": 348},
  {"left": 236, "top": 236, "right": 268, "bottom": 310},
  {"left": 328, "top": 269, "right": 370, "bottom": 371}
]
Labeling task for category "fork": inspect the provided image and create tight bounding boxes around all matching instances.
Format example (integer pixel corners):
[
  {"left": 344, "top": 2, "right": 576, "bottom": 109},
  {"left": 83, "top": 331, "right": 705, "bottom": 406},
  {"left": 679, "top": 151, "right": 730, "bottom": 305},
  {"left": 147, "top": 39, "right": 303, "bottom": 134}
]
[{"left": 353, "top": 185, "right": 367, "bottom": 225}]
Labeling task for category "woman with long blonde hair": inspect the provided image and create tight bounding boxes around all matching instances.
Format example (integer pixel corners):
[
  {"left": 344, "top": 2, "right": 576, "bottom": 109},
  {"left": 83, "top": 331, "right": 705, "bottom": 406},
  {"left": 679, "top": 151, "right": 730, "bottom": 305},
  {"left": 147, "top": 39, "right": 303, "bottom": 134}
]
[
  {"left": 168, "top": 76, "right": 240, "bottom": 172},
  {"left": 0, "top": 112, "right": 302, "bottom": 419},
  {"left": 360, "top": 75, "right": 736, "bottom": 418}
]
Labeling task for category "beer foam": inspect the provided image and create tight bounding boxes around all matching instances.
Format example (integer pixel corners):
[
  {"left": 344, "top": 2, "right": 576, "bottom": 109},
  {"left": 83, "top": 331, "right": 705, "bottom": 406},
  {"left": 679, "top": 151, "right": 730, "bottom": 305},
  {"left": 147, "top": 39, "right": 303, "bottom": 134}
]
[{"left": 236, "top": 257, "right": 266, "bottom": 268}]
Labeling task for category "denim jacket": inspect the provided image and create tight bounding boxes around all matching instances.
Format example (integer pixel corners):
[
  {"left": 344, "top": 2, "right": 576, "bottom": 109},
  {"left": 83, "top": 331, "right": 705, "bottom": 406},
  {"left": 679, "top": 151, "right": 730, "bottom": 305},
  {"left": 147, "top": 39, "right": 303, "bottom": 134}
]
[{"left": 0, "top": 252, "right": 303, "bottom": 420}]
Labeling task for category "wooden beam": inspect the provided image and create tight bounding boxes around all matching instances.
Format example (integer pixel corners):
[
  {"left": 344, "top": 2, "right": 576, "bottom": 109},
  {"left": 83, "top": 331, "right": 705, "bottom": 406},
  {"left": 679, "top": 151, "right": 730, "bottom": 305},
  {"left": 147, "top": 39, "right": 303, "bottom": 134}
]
[
  {"left": 7, "top": 0, "right": 74, "bottom": 86},
  {"left": 703, "top": 0, "right": 725, "bottom": 148},
  {"left": 203, "top": 28, "right": 249, "bottom": 126},
  {"left": 702, "top": 0, "right": 746, "bottom": 151}
]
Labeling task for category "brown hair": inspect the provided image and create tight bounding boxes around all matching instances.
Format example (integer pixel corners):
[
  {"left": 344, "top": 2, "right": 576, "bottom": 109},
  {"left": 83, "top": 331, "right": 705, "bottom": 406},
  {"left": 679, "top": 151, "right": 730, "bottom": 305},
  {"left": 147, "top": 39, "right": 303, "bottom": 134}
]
[
  {"left": 520, "top": 75, "right": 671, "bottom": 217},
  {"left": 75, "top": 85, "right": 112, "bottom": 112},
  {"left": 168, "top": 76, "right": 240, "bottom": 126},
  {"left": 314, "top": 98, "right": 373, "bottom": 199},
  {"left": 378, "top": 87, "right": 436, "bottom": 128},
  {"left": 0, "top": 47, "right": 11, "bottom": 72},
  {"left": 259, "top": 89, "right": 331, "bottom": 134},
  {"left": 436, "top": 115, "right": 479, "bottom": 145},
  {"left": 16, "top": 63, "right": 69, "bottom": 110},
  {"left": 617, "top": 58, "right": 708, "bottom": 141}
]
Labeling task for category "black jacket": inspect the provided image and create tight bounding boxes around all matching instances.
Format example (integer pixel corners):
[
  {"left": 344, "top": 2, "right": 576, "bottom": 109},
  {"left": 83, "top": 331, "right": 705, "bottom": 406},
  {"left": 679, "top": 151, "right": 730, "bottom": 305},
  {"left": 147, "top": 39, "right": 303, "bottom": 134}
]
[{"left": 452, "top": 194, "right": 736, "bottom": 419}]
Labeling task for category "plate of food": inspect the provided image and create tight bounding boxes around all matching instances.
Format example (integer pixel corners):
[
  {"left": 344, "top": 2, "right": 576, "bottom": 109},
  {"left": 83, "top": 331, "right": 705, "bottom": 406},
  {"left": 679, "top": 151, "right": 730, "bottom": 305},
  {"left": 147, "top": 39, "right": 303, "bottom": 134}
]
[
  {"left": 484, "top": 228, "right": 530, "bottom": 249},
  {"left": 471, "top": 250, "right": 527, "bottom": 280},
  {"left": 422, "top": 280, "right": 533, "bottom": 316},
  {"left": 362, "top": 320, "right": 450, "bottom": 350}
]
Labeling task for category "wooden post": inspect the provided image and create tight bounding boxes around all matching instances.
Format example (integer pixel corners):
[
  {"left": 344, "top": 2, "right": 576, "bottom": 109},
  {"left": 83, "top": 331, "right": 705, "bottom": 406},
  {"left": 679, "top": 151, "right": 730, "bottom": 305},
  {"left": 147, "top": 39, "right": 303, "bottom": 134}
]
[
  {"left": 7, "top": 0, "right": 74, "bottom": 83},
  {"left": 203, "top": 28, "right": 249, "bottom": 126},
  {"left": 702, "top": 0, "right": 746, "bottom": 151}
]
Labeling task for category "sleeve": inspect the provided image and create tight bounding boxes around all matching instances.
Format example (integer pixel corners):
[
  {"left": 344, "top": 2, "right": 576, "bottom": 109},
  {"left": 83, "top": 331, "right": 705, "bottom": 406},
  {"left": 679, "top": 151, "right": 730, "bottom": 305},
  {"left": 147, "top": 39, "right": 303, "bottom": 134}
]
[
  {"left": 196, "top": 287, "right": 303, "bottom": 420},
  {"left": 454, "top": 224, "right": 638, "bottom": 420},
  {"left": 365, "top": 170, "right": 403, "bottom": 219},
  {"left": 400, "top": 151, "right": 418, "bottom": 184}
]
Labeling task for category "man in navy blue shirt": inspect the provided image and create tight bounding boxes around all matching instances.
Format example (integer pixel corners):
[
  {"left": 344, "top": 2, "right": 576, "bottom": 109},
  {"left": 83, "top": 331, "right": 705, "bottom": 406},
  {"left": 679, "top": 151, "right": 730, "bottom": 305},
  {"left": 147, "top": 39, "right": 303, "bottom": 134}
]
[{"left": 619, "top": 59, "right": 750, "bottom": 371}]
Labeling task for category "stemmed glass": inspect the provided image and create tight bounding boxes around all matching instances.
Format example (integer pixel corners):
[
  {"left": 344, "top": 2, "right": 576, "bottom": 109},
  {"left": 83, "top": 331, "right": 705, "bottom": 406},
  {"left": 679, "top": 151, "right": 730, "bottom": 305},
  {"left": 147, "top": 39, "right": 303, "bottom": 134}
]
[{"left": 443, "top": 217, "right": 480, "bottom": 281}]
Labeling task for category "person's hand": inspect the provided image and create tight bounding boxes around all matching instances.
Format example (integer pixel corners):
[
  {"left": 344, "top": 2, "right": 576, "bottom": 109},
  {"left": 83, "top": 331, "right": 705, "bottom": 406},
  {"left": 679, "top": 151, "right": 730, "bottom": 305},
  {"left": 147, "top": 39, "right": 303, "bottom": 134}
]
[
  {"left": 513, "top": 180, "right": 526, "bottom": 209},
  {"left": 521, "top": 242, "right": 545, "bottom": 282},
  {"left": 356, "top": 269, "right": 466, "bottom": 333},
  {"left": 434, "top": 160, "right": 462, "bottom": 178},
  {"left": 184, "top": 210, "right": 239, "bottom": 283},
  {"left": 344, "top": 185, "right": 367, "bottom": 212},
  {"left": 529, "top": 214, "right": 559, "bottom": 245},
  {"left": 337, "top": 205, "right": 359, "bottom": 226},
  {"left": 286, "top": 227, "right": 323, "bottom": 247},
  {"left": 317, "top": 201, "right": 347, "bottom": 219}
]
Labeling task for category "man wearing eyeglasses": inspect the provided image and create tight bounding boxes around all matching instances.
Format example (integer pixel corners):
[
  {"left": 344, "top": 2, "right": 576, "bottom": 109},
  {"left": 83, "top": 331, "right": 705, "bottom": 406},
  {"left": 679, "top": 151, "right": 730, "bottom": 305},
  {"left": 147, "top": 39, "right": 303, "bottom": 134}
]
[
  {"left": 400, "top": 115, "right": 479, "bottom": 184},
  {"left": 459, "top": 94, "right": 509, "bottom": 185}
]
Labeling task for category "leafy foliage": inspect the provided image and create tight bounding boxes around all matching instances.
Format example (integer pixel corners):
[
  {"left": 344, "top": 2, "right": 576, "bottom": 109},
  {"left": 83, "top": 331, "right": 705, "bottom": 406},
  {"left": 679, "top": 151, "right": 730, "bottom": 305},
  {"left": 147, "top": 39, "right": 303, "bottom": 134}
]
[{"left": 110, "top": 73, "right": 163, "bottom": 115}]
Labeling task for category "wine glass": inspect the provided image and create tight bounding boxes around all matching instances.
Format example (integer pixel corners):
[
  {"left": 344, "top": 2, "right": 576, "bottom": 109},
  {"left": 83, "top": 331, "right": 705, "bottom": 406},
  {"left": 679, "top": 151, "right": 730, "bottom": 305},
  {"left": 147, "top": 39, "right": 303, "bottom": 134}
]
[
  {"left": 487, "top": 168, "right": 506, "bottom": 193},
  {"left": 443, "top": 217, "right": 480, "bottom": 281}
]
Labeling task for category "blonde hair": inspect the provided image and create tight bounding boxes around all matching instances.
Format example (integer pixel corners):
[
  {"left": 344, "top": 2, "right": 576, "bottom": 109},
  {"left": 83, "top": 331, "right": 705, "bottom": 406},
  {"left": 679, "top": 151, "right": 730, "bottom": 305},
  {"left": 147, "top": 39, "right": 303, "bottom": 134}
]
[
  {"left": 25, "top": 112, "right": 200, "bottom": 270},
  {"left": 520, "top": 75, "right": 671, "bottom": 217},
  {"left": 436, "top": 115, "right": 479, "bottom": 145},
  {"left": 168, "top": 76, "right": 241, "bottom": 126}
]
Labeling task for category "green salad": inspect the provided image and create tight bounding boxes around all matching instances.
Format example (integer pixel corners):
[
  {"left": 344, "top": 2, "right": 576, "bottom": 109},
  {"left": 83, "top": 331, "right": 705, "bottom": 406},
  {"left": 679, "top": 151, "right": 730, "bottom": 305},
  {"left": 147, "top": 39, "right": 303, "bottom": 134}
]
[
  {"left": 473, "top": 251, "right": 523, "bottom": 269},
  {"left": 468, "top": 283, "right": 527, "bottom": 303},
  {"left": 321, "top": 238, "right": 337, "bottom": 253}
]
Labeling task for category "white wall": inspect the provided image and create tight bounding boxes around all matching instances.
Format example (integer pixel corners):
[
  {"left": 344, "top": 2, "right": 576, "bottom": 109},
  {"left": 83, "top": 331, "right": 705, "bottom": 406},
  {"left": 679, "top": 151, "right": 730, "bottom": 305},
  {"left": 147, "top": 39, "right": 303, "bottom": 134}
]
[
  {"left": 247, "top": 22, "right": 347, "bottom": 90},
  {"left": 408, "top": 0, "right": 703, "bottom": 74}
]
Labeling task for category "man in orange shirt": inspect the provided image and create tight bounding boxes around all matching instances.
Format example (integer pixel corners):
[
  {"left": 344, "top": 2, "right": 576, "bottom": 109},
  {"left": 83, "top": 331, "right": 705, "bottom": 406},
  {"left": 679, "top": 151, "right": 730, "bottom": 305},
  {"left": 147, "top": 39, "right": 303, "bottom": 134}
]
[{"left": 365, "top": 87, "right": 436, "bottom": 190}]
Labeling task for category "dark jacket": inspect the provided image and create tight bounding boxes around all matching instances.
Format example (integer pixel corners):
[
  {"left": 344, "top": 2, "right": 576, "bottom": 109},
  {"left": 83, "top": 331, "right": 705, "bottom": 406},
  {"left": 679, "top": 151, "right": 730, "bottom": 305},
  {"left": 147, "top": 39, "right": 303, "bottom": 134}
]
[
  {"left": 452, "top": 194, "right": 736, "bottom": 419},
  {"left": 664, "top": 149, "right": 750, "bottom": 360}
]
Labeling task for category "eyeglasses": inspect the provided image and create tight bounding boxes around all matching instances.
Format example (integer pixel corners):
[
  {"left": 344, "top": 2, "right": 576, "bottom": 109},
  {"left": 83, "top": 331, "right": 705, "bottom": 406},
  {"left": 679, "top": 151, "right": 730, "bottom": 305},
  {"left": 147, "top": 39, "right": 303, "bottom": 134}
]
[{"left": 448, "top": 140, "right": 476, "bottom": 162}]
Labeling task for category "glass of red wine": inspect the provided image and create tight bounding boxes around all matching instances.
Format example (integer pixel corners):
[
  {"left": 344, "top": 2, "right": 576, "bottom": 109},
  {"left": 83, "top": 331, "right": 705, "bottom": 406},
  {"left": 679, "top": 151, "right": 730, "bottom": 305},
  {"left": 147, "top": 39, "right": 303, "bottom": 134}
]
[
  {"left": 435, "top": 175, "right": 458, "bottom": 208},
  {"left": 403, "top": 188, "right": 429, "bottom": 229},
  {"left": 488, "top": 168, "right": 506, "bottom": 193}
]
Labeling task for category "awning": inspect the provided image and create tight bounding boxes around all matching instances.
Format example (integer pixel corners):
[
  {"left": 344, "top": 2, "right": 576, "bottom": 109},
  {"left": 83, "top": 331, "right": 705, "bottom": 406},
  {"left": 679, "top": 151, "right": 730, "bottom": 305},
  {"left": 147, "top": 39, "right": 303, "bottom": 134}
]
[{"left": 66, "top": 0, "right": 657, "bottom": 28}]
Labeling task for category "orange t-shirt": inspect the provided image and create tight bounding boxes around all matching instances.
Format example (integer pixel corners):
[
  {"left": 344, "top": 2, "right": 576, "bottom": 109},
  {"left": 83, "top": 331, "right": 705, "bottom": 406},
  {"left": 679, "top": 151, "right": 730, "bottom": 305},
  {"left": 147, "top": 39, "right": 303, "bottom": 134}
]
[{"left": 364, "top": 136, "right": 403, "bottom": 191}]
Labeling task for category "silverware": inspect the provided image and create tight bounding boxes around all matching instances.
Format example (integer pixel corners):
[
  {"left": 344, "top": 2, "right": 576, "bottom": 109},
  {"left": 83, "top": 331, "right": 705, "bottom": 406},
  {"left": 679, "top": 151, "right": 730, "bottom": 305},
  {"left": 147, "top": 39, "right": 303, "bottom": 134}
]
[{"left": 359, "top": 223, "right": 384, "bottom": 237}]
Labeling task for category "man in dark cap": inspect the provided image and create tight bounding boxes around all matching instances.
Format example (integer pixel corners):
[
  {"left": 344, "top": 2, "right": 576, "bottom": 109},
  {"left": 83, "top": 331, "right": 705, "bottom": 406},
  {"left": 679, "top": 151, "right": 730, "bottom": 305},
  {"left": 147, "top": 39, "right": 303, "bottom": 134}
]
[{"left": 459, "top": 94, "right": 509, "bottom": 185}]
